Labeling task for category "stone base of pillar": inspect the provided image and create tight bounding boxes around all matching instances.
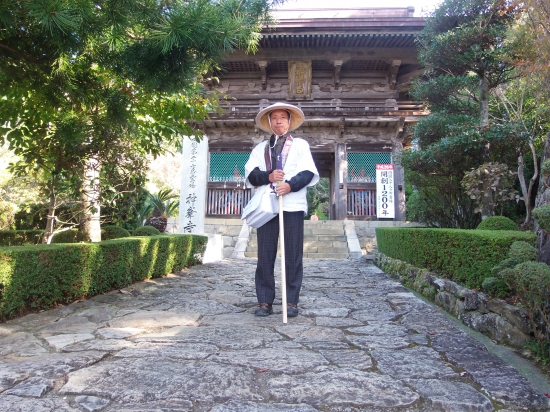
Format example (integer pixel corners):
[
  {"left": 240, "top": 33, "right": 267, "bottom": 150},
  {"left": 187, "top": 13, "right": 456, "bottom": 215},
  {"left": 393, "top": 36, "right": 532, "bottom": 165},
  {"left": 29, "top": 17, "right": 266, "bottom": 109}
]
[{"left": 202, "top": 234, "right": 224, "bottom": 263}]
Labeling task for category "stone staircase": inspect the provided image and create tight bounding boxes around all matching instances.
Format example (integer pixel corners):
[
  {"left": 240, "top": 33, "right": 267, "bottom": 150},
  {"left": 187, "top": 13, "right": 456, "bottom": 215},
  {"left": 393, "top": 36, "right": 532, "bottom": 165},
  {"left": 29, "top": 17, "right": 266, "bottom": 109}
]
[{"left": 244, "top": 220, "right": 349, "bottom": 259}]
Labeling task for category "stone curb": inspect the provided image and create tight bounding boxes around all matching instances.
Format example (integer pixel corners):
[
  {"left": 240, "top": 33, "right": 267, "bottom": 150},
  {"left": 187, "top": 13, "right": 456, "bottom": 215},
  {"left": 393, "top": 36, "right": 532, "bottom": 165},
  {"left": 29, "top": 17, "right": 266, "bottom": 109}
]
[{"left": 374, "top": 253, "right": 532, "bottom": 349}]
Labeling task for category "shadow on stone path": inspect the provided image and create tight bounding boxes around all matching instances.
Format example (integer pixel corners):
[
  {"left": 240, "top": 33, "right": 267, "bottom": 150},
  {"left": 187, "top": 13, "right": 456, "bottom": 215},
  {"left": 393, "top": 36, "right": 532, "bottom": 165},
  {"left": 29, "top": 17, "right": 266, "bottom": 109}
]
[{"left": 0, "top": 258, "right": 549, "bottom": 411}]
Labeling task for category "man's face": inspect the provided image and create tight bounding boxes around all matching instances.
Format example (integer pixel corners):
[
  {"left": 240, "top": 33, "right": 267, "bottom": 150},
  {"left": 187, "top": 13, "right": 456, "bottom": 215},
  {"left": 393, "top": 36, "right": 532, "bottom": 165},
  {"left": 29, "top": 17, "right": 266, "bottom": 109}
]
[{"left": 269, "top": 109, "right": 290, "bottom": 136}]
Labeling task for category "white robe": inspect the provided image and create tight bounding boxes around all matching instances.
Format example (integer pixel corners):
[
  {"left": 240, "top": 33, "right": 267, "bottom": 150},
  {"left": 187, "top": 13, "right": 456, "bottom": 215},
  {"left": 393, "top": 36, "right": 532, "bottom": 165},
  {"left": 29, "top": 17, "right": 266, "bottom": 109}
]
[{"left": 245, "top": 136, "right": 319, "bottom": 214}]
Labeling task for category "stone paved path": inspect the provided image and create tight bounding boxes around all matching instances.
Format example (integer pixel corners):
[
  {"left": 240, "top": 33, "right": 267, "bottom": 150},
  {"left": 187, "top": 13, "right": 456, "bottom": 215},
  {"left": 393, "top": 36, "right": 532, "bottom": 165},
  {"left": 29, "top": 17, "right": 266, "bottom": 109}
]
[{"left": 1, "top": 258, "right": 549, "bottom": 412}]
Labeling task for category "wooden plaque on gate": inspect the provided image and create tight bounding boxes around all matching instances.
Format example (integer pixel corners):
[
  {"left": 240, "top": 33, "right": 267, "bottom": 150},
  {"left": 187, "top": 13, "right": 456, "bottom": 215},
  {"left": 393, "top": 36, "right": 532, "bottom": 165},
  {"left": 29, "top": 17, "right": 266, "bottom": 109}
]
[{"left": 288, "top": 60, "right": 312, "bottom": 100}]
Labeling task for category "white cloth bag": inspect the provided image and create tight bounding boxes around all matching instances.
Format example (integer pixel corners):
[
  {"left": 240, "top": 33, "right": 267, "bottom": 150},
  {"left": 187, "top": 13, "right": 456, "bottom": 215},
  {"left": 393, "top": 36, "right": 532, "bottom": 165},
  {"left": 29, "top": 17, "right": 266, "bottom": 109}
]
[{"left": 241, "top": 185, "right": 279, "bottom": 228}]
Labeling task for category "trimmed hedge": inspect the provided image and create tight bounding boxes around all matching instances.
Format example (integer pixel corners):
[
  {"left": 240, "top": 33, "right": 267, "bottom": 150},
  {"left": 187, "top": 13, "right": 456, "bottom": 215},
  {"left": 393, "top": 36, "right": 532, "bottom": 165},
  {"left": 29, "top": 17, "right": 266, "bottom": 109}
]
[
  {"left": 0, "top": 230, "right": 43, "bottom": 246},
  {"left": 376, "top": 227, "right": 536, "bottom": 289},
  {"left": 0, "top": 234, "right": 207, "bottom": 320}
]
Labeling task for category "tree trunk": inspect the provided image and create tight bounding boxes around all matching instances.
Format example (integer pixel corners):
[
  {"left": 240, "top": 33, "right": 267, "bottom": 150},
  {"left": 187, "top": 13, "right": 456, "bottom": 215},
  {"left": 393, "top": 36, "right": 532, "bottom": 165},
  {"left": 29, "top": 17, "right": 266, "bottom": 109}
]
[
  {"left": 518, "top": 141, "right": 539, "bottom": 225},
  {"left": 80, "top": 157, "right": 102, "bottom": 242},
  {"left": 42, "top": 190, "right": 56, "bottom": 244},
  {"left": 479, "top": 73, "right": 493, "bottom": 219},
  {"left": 480, "top": 73, "right": 490, "bottom": 128},
  {"left": 534, "top": 133, "right": 550, "bottom": 263}
]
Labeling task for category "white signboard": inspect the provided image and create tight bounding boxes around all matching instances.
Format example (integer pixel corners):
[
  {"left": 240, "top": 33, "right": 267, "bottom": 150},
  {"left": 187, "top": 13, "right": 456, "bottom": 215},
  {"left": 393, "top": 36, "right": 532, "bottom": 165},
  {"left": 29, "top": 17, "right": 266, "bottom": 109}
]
[
  {"left": 376, "top": 164, "right": 395, "bottom": 219},
  {"left": 179, "top": 136, "right": 208, "bottom": 234}
]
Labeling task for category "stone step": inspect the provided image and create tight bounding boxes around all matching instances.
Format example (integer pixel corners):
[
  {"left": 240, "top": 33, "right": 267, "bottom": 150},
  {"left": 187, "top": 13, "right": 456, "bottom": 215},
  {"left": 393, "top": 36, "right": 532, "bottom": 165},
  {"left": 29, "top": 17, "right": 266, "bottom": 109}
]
[
  {"left": 306, "top": 246, "right": 348, "bottom": 254},
  {"left": 303, "top": 241, "right": 347, "bottom": 249},
  {"left": 247, "top": 239, "right": 347, "bottom": 247},
  {"left": 304, "top": 253, "right": 349, "bottom": 259},
  {"left": 246, "top": 247, "right": 348, "bottom": 255},
  {"left": 244, "top": 251, "right": 349, "bottom": 259},
  {"left": 250, "top": 221, "right": 345, "bottom": 231},
  {"left": 303, "top": 221, "right": 345, "bottom": 228},
  {"left": 313, "top": 235, "right": 347, "bottom": 241},
  {"left": 246, "top": 220, "right": 348, "bottom": 259},
  {"left": 248, "top": 233, "right": 346, "bottom": 239},
  {"left": 247, "top": 234, "right": 346, "bottom": 243}
]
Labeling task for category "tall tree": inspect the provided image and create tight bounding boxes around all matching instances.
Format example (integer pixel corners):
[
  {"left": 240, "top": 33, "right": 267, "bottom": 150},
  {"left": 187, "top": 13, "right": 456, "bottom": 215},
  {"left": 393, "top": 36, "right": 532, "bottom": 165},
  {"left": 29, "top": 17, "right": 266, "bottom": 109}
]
[
  {"left": 0, "top": 0, "right": 280, "bottom": 241},
  {"left": 493, "top": 77, "right": 550, "bottom": 225},
  {"left": 403, "top": 0, "right": 524, "bottom": 226},
  {"left": 510, "top": 0, "right": 550, "bottom": 261}
]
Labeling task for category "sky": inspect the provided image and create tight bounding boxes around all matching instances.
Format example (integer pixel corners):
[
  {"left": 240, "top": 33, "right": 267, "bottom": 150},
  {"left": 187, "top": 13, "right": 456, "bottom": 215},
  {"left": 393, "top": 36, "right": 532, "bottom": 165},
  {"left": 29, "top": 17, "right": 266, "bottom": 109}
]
[{"left": 276, "top": 0, "right": 443, "bottom": 16}]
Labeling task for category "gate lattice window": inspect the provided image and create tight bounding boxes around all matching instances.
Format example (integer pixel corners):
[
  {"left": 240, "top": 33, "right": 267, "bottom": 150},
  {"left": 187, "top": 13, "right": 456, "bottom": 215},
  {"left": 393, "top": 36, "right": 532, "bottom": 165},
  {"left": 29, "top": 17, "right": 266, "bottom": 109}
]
[
  {"left": 207, "top": 152, "right": 250, "bottom": 217},
  {"left": 347, "top": 152, "right": 392, "bottom": 182},
  {"left": 209, "top": 153, "right": 249, "bottom": 182}
]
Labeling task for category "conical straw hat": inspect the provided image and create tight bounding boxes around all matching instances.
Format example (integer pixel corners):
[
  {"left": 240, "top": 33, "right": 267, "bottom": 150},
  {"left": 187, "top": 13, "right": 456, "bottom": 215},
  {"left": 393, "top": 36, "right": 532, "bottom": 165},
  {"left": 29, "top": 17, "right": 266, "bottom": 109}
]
[{"left": 255, "top": 102, "right": 305, "bottom": 133}]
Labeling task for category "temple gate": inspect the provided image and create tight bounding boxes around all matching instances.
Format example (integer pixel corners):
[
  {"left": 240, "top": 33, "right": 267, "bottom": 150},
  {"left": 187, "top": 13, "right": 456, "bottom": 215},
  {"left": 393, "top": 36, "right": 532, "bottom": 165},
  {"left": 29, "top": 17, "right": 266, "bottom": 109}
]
[{"left": 196, "top": 7, "right": 427, "bottom": 222}]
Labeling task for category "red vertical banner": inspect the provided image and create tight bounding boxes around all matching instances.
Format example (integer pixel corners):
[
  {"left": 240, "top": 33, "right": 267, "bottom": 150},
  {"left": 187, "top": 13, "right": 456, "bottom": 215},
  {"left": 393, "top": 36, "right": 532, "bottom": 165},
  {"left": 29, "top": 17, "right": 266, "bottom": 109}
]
[{"left": 376, "top": 164, "right": 395, "bottom": 219}]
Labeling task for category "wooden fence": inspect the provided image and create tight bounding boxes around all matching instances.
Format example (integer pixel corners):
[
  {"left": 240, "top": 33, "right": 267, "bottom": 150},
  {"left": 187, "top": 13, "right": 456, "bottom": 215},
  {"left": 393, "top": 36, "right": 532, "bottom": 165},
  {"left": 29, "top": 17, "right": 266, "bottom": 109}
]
[
  {"left": 347, "top": 188, "right": 376, "bottom": 218},
  {"left": 206, "top": 186, "right": 251, "bottom": 217}
]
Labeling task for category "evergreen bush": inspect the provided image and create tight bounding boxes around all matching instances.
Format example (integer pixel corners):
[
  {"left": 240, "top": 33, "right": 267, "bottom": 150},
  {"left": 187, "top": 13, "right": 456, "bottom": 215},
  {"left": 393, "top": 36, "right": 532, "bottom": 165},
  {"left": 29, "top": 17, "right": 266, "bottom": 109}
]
[
  {"left": 485, "top": 257, "right": 521, "bottom": 298},
  {"left": 491, "top": 257, "right": 521, "bottom": 276},
  {"left": 133, "top": 225, "right": 161, "bottom": 236},
  {"left": 501, "top": 261, "right": 550, "bottom": 360},
  {"left": 0, "top": 230, "right": 43, "bottom": 246},
  {"left": 508, "top": 241, "right": 538, "bottom": 263},
  {"left": 0, "top": 234, "right": 207, "bottom": 320},
  {"left": 51, "top": 229, "right": 89, "bottom": 244},
  {"left": 481, "top": 277, "right": 510, "bottom": 298},
  {"left": 101, "top": 225, "right": 131, "bottom": 240},
  {"left": 476, "top": 216, "right": 518, "bottom": 231},
  {"left": 0, "top": 201, "right": 17, "bottom": 230},
  {"left": 12, "top": 203, "right": 48, "bottom": 230},
  {"left": 532, "top": 205, "right": 550, "bottom": 232}
]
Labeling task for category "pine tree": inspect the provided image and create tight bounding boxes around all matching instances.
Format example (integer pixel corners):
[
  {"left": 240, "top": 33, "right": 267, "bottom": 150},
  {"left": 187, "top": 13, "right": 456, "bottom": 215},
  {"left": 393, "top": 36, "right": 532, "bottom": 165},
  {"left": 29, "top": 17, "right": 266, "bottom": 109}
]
[
  {"left": 0, "top": 0, "right": 280, "bottom": 241},
  {"left": 403, "top": 0, "right": 524, "bottom": 226}
]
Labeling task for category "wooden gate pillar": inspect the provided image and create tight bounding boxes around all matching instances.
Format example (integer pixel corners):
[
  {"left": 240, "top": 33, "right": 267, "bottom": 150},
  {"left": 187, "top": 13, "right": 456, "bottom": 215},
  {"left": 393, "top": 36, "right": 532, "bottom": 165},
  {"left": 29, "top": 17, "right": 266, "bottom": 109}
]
[
  {"left": 334, "top": 143, "right": 348, "bottom": 220},
  {"left": 392, "top": 118, "right": 406, "bottom": 221}
]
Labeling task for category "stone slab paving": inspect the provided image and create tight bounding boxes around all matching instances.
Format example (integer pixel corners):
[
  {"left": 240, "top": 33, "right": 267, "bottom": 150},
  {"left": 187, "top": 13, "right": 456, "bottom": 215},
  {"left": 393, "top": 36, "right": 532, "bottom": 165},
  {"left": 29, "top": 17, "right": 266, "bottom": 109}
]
[{"left": 0, "top": 258, "right": 549, "bottom": 411}]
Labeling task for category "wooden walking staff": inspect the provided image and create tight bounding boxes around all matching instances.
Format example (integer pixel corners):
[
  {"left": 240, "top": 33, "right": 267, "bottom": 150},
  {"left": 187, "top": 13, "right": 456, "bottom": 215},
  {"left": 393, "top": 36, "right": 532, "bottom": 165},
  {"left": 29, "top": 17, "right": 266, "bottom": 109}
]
[{"left": 277, "top": 154, "right": 288, "bottom": 323}]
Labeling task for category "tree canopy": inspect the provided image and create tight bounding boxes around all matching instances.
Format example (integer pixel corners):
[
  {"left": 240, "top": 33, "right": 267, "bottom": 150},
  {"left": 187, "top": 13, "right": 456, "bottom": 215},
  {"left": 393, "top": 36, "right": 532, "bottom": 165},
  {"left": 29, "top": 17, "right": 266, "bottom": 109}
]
[
  {"left": 403, "top": 0, "right": 537, "bottom": 227},
  {"left": 0, "top": 0, "right": 281, "bottom": 240}
]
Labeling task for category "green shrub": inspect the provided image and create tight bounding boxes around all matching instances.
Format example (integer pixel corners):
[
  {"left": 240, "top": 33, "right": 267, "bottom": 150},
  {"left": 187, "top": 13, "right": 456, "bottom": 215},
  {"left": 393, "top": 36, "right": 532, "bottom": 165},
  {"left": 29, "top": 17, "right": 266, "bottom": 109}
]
[
  {"left": 376, "top": 227, "right": 535, "bottom": 289},
  {"left": 487, "top": 257, "right": 519, "bottom": 298},
  {"left": 0, "top": 234, "right": 207, "bottom": 320},
  {"left": 491, "top": 257, "right": 521, "bottom": 276},
  {"left": 532, "top": 205, "right": 550, "bottom": 232},
  {"left": 133, "top": 225, "right": 161, "bottom": 236},
  {"left": 504, "top": 261, "right": 550, "bottom": 298},
  {"left": 501, "top": 261, "right": 550, "bottom": 360},
  {"left": 508, "top": 241, "right": 538, "bottom": 262},
  {"left": 0, "top": 230, "right": 43, "bottom": 246},
  {"left": 476, "top": 216, "right": 518, "bottom": 231},
  {"left": 101, "top": 225, "right": 131, "bottom": 240},
  {"left": 51, "top": 229, "right": 89, "bottom": 244},
  {"left": 0, "top": 201, "right": 17, "bottom": 230},
  {"left": 481, "top": 276, "right": 511, "bottom": 298},
  {"left": 12, "top": 203, "right": 48, "bottom": 230},
  {"left": 541, "top": 159, "right": 550, "bottom": 178},
  {"left": 13, "top": 203, "right": 78, "bottom": 230}
]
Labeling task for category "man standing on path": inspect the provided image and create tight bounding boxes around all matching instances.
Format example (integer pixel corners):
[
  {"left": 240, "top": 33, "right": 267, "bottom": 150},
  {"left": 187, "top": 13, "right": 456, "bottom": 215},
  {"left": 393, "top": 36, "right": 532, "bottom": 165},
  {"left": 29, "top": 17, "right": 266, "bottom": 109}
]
[{"left": 245, "top": 103, "right": 319, "bottom": 317}]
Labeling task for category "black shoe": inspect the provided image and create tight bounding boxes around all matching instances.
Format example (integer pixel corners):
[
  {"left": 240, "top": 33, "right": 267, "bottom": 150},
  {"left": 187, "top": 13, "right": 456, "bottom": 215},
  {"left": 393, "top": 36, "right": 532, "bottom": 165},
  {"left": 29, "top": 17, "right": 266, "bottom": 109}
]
[
  {"left": 255, "top": 303, "right": 273, "bottom": 317},
  {"left": 287, "top": 303, "right": 299, "bottom": 318}
]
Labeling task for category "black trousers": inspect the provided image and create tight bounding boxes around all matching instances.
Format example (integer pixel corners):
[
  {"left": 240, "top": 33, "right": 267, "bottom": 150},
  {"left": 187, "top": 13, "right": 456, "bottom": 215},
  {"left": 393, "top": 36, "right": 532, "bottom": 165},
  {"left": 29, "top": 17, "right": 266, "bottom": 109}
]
[{"left": 255, "top": 211, "right": 304, "bottom": 305}]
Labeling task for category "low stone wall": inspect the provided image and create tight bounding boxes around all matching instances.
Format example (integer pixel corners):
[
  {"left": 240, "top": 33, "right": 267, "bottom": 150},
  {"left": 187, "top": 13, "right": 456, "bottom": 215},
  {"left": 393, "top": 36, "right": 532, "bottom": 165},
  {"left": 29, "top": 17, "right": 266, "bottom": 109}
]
[
  {"left": 204, "top": 218, "right": 244, "bottom": 258},
  {"left": 374, "top": 253, "right": 532, "bottom": 349},
  {"left": 354, "top": 221, "right": 424, "bottom": 256}
]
